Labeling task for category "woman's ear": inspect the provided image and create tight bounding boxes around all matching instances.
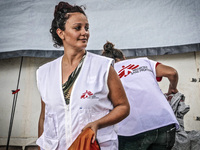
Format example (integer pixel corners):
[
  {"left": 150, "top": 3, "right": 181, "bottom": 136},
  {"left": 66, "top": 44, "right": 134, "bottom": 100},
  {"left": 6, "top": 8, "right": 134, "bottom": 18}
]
[{"left": 56, "top": 28, "right": 65, "bottom": 40}]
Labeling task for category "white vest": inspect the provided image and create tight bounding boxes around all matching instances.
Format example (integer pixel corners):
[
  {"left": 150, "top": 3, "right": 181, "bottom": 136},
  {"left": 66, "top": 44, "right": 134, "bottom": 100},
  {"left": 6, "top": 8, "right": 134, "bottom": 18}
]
[
  {"left": 114, "top": 57, "right": 179, "bottom": 136},
  {"left": 36, "top": 52, "right": 117, "bottom": 150}
]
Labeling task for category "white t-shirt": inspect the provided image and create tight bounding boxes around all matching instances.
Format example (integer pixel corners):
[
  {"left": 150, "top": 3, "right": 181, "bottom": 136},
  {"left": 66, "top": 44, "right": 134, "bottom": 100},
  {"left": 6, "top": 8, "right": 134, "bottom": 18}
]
[{"left": 114, "top": 57, "right": 179, "bottom": 136}]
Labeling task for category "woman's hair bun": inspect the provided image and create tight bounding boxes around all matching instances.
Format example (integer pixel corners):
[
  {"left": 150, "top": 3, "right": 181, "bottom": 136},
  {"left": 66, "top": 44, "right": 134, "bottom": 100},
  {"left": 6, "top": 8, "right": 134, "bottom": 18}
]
[
  {"left": 54, "top": 2, "right": 72, "bottom": 17},
  {"left": 103, "top": 41, "right": 115, "bottom": 52}
]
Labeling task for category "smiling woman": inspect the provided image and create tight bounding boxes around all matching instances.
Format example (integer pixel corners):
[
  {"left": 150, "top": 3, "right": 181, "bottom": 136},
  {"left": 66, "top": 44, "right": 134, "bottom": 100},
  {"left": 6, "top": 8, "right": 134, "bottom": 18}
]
[
  {"left": 36, "top": 1, "right": 130, "bottom": 150},
  {"left": 56, "top": 12, "right": 90, "bottom": 52}
]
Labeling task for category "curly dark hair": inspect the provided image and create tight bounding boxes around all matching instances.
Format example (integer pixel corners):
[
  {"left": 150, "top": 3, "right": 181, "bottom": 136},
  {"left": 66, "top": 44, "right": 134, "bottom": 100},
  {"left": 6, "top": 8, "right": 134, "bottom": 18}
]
[
  {"left": 102, "top": 41, "right": 125, "bottom": 62},
  {"left": 50, "top": 2, "right": 86, "bottom": 48}
]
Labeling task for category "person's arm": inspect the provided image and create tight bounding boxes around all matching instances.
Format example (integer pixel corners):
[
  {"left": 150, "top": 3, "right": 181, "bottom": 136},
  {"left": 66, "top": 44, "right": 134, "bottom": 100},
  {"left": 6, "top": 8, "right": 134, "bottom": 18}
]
[
  {"left": 38, "top": 99, "right": 45, "bottom": 150},
  {"left": 82, "top": 66, "right": 130, "bottom": 142},
  {"left": 156, "top": 63, "right": 179, "bottom": 95}
]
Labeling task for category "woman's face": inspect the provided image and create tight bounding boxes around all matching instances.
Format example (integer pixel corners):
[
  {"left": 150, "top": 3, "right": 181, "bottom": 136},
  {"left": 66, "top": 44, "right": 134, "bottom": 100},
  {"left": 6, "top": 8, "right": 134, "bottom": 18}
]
[{"left": 61, "top": 12, "right": 90, "bottom": 51}]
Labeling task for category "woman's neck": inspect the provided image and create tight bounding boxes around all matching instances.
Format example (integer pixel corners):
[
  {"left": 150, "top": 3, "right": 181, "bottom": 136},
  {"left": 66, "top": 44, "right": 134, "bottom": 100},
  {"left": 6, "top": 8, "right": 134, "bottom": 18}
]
[{"left": 62, "top": 48, "right": 86, "bottom": 66}]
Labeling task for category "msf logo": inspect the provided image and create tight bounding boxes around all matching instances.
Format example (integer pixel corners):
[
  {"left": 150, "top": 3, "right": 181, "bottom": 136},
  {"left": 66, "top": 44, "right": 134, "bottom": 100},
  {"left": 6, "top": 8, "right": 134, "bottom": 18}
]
[
  {"left": 80, "top": 90, "right": 93, "bottom": 99},
  {"left": 118, "top": 64, "right": 139, "bottom": 78}
]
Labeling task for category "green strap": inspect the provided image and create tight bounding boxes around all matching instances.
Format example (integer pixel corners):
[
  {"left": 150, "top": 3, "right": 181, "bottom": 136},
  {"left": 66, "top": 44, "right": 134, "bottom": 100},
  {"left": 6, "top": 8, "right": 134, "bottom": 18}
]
[{"left": 62, "top": 53, "right": 86, "bottom": 105}]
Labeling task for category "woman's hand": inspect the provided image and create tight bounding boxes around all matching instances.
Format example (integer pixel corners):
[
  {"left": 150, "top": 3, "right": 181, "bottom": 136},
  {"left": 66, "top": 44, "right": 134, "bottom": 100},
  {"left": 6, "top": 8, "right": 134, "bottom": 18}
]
[
  {"left": 82, "top": 121, "right": 99, "bottom": 143},
  {"left": 167, "top": 84, "right": 178, "bottom": 95}
]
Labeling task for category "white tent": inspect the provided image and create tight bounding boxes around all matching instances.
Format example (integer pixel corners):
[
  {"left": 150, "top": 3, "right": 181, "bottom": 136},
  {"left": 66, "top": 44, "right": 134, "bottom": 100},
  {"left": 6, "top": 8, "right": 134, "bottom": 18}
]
[
  {"left": 0, "top": 0, "right": 200, "bottom": 149},
  {"left": 0, "top": 0, "right": 199, "bottom": 59}
]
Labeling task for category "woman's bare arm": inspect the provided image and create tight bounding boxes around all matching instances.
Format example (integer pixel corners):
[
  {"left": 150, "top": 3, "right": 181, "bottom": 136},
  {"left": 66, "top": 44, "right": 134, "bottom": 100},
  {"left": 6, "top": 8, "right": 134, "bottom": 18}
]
[
  {"left": 83, "top": 66, "right": 130, "bottom": 142},
  {"left": 156, "top": 63, "right": 179, "bottom": 95}
]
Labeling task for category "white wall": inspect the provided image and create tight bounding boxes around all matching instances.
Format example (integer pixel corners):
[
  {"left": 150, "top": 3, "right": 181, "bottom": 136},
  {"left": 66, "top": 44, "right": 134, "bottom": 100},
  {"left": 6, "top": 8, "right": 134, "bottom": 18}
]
[
  {"left": 0, "top": 57, "right": 54, "bottom": 147},
  {"left": 0, "top": 51, "right": 200, "bottom": 147}
]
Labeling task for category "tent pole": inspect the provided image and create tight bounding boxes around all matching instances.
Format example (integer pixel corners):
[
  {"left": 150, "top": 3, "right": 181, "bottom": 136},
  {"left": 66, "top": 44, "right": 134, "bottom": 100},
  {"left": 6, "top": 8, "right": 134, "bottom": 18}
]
[{"left": 6, "top": 56, "right": 23, "bottom": 150}]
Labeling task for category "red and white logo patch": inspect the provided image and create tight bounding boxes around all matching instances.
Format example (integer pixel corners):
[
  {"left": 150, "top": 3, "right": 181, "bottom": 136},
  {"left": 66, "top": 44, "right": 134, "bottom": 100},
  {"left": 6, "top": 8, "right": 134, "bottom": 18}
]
[
  {"left": 80, "top": 90, "right": 93, "bottom": 99},
  {"left": 118, "top": 64, "right": 139, "bottom": 78}
]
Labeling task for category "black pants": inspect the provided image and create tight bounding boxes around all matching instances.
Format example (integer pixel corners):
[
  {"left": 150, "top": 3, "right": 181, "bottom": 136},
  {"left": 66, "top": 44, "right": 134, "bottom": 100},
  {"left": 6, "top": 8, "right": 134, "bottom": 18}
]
[{"left": 118, "top": 124, "right": 176, "bottom": 150}]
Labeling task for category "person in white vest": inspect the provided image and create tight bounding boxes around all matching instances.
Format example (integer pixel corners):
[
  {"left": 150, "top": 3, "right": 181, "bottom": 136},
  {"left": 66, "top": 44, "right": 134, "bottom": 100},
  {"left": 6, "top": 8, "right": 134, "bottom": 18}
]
[
  {"left": 36, "top": 2, "right": 130, "bottom": 150},
  {"left": 102, "top": 41, "right": 179, "bottom": 150}
]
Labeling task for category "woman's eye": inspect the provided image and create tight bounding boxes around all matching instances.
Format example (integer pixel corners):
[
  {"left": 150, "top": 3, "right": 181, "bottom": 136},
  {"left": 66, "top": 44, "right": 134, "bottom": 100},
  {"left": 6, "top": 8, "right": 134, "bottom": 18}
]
[
  {"left": 85, "top": 26, "right": 89, "bottom": 31},
  {"left": 75, "top": 26, "right": 81, "bottom": 30}
]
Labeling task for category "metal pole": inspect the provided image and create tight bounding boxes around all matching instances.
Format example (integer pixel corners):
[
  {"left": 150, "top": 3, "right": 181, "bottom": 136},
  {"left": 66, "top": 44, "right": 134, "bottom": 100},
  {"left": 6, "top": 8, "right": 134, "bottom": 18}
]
[{"left": 6, "top": 56, "right": 23, "bottom": 150}]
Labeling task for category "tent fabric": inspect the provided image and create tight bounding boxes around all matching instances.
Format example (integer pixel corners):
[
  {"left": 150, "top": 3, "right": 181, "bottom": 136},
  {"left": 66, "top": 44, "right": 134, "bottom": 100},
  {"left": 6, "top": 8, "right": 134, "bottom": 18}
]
[
  {"left": 0, "top": 0, "right": 200, "bottom": 59},
  {"left": 0, "top": 43, "right": 199, "bottom": 59}
]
